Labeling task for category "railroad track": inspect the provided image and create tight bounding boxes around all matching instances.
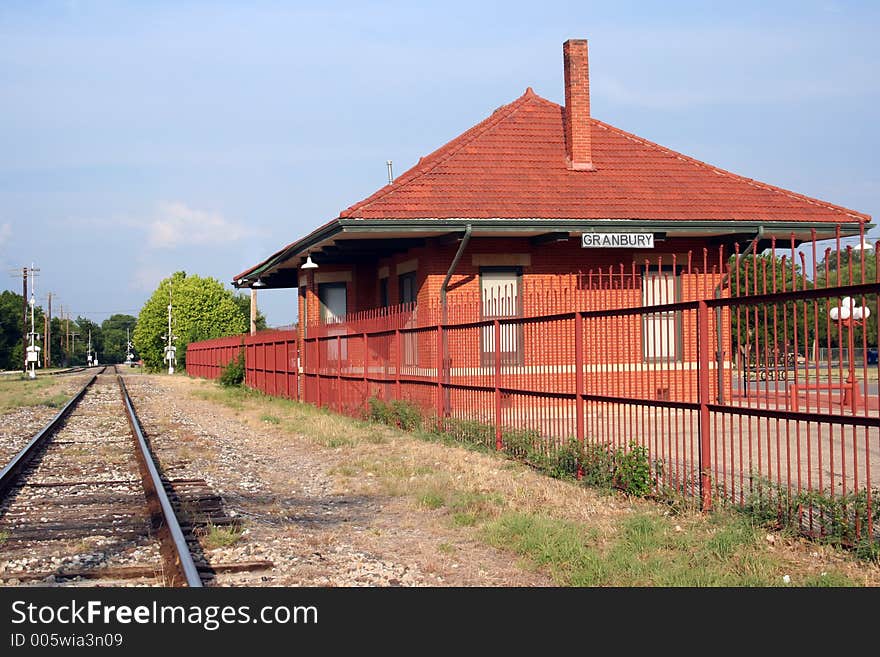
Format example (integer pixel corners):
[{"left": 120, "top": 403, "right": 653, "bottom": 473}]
[{"left": 0, "top": 365, "right": 207, "bottom": 586}]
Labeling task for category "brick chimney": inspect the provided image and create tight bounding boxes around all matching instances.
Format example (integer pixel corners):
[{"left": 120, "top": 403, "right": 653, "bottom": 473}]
[{"left": 563, "top": 39, "right": 595, "bottom": 171}]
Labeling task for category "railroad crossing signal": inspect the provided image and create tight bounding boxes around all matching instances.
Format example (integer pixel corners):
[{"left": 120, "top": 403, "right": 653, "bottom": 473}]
[
  {"left": 125, "top": 327, "right": 135, "bottom": 365},
  {"left": 163, "top": 338, "right": 177, "bottom": 374}
]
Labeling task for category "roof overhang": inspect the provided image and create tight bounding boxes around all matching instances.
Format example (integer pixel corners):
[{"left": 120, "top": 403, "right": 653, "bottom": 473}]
[{"left": 233, "top": 217, "right": 869, "bottom": 289}]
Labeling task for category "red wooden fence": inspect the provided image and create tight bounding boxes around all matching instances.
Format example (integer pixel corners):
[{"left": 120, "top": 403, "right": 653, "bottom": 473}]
[{"left": 186, "top": 330, "right": 298, "bottom": 399}]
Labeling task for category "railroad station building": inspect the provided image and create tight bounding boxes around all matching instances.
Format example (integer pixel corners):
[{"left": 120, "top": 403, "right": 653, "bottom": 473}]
[{"left": 232, "top": 39, "right": 869, "bottom": 404}]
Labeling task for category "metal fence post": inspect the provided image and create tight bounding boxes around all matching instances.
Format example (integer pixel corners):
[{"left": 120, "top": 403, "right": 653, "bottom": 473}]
[
  {"left": 336, "top": 334, "right": 342, "bottom": 412},
  {"left": 575, "top": 312, "right": 585, "bottom": 477},
  {"left": 494, "top": 319, "right": 502, "bottom": 451},
  {"left": 362, "top": 331, "right": 368, "bottom": 382},
  {"left": 697, "top": 300, "right": 713, "bottom": 511},
  {"left": 394, "top": 328, "right": 401, "bottom": 401},
  {"left": 436, "top": 324, "right": 444, "bottom": 430}
]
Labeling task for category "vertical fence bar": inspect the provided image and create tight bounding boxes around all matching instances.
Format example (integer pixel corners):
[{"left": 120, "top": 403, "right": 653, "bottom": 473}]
[
  {"left": 574, "top": 311, "right": 585, "bottom": 451},
  {"left": 494, "top": 319, "right": 502, "bottom": 451},
  {"left": 395, "top": 328, "right": 401, "bottom": 402},
  {"left": 436, "top": 324, "right": 444, "bottom": 428},
  {"left": 697, "top": 300, "right": 713, "bottom": 511}
]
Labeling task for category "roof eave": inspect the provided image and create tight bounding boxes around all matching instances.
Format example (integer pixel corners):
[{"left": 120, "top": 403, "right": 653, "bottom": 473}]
[{"left": 234, "top": 216, "right": 871, "bottom": 288}]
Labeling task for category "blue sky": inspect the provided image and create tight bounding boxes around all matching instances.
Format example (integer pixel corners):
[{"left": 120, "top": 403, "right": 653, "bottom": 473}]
[{"left": 1, "top": 0, "right": 878, "bottom": 327}]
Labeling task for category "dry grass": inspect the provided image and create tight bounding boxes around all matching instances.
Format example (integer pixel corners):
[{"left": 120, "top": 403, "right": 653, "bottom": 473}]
[{"left": 0, "top": 376, "right": 70, "bottom": 413}]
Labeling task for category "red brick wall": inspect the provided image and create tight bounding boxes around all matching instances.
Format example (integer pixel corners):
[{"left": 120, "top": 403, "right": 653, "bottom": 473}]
[{"left": 299, "top": 237, "right": 733, "bottom": 404}]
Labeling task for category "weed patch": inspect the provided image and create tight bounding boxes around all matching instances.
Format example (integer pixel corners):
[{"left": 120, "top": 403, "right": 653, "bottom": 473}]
[
  {"left": 199, "top": 523, "right": 243, "bottom": 549},
  {"left": 219, "top": 351, "right": 245, "bottom": 387},
  {"left": 736, "top": 476, "right": 880, "bottom": 562}
]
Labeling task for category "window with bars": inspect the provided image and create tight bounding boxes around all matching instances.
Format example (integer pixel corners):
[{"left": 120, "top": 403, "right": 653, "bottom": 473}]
[
  {"left": 641, "top": 268, "right": 681, "bottom": 361},
  {"left": 480, "top": 267, "right": 523, "bottom": 366}
]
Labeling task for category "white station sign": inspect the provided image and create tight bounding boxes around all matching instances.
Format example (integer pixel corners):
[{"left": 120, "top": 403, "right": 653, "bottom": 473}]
[{"left": 581, "top": 233, "right": 654, "bottom": 248}]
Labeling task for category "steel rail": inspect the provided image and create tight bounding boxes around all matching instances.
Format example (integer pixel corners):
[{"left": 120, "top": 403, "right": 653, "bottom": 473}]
[
  {"left": 115, "top": 368, "right": 203, "bottom": 587},
  {"left": 0, "top": 368, "right": 103, "bottom": 497}
]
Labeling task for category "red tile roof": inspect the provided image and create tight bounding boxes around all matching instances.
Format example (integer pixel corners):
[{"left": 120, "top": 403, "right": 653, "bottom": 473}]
[{"left": 340, "top": 88, "right": 868, "bottom": 224}]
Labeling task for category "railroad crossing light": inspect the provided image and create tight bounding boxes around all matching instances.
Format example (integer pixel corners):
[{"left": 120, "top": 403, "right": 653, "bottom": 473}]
[{"left": 26, "top": 345, "right": 41, "bottom": 363}]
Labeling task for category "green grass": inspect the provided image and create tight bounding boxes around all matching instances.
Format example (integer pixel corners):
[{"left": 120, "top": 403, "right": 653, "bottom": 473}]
[
  {"left": 482, "top": 510, "right": 858, "bottom": 587},
  {"left": 195, "top": 385, "right": 392, "bottom": 449},
  {"left": 0, "top": 530, "right": 9, "bottom": 545},
  {"left": 418, "top": 491, "right": 446, "bottom": 510},
  {"left": 0, "top": 377, "right": 69, "bottom": 413},
  {"left": 449, "top": 491, "right": 503, "bottom": 527},
  {"left": 199, "top": 523, "right": 243, "bottom": 549}
]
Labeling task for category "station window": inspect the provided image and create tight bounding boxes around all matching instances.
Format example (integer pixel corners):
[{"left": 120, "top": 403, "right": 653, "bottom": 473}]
[
  {"left": 379, "top": 277, "right": 389, "bottom": 308},
  {"left": 480, "top": 267, "right": 523, "bottom": 366},
  {"left": 641, "top": 267, "right": 681, "bottom": 361},
  {"left": 395, "top": 270, "right": 419, "bottom": 367},
  {"left": 398, "top": 271, "right": 417, "bottom": 305},
  {"left": 318, "top": 282, "right": 347, "bottom": 362}
]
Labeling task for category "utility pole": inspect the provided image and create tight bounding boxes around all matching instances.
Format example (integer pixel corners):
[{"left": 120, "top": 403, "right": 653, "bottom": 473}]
[
  {"left": 163, "top": 283, "right": 177, "bottom": 374},
  {"left": 21, "top": 267, "right": 27, "bottom": 373},
  {"left": 87, "top": 329, "right": 93, "bottom": 366},
  {"left": 25, "top": 264, "right": 41, "bottom": 379},
  {"left": 59, "top": 304, "right": 66, "bottom": 365},
  {"left": 46, "top": 293, "right": 51, "bottom": 368}
]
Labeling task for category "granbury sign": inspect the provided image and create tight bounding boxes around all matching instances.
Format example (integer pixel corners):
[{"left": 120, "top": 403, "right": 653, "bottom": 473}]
[{"left": 581, "top": 233, "right": 654, "bottom": 248}]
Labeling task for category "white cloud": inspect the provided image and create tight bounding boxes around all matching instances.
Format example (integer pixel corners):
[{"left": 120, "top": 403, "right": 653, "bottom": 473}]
[{"left": 146, "top": 201, "right": 250, "bottom": 249}]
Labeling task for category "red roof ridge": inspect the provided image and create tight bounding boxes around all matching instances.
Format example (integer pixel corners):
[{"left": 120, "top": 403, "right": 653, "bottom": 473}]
[
  {"left": 339, "top": 88, "right": 548, "bottom": 218},
  {"left": 591, "top": 118, "right": 870, "bottom": 222}
]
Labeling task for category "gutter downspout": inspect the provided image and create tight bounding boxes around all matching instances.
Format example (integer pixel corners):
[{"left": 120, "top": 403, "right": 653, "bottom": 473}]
[
  {"left": 440, "top": 225, "right": 472, "bottom": 416},
  {"left": 714, "top": 226, "right": 764, "bottom": 404},
  {"left": 441, "top": 225, "right": 473, "bottom": 325}
]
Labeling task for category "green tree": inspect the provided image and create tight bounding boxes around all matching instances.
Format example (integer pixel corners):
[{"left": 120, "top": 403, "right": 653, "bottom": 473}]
[
  {"left": 76, "top": 316, "right": 103, "bottom": 364},
  {"left": 814, "top": 247, "right": 877, "bottom": 348},
  {"left": 233, "top": 292, "right": 268, "bottom": 332},
  {"left": 727, "top": 252, "right": 813, "bottom": 365},
  {"left": 101, "top": 314, "right": 137, "bottom": 364},
  {"left": 49, "top": 316, "right": 66, "bottom": 366},
  {"left": 133, "top": 272, "right": 247, "bottom": 371},
  {"left": 0, "top": 290, "right": 25, "bottom": 370},
  {"left": 0, "top": 290, "right": 48, "bottom": 370}
]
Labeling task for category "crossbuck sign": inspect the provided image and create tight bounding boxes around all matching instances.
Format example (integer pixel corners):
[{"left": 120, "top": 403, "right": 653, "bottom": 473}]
[{"left": 581, "top": 233, "right": 654, "bottom": 248}]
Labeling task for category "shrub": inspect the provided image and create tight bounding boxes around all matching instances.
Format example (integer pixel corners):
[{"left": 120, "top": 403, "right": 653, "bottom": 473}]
[
  {"left": 580, "top": 442, "right": 616, "bottom": 489},
  {"left": 219, "top": 350, "right": 245, "bottom": 387},
  {"left": 615, "top": 442, "right": 654, "bottom": 498},
  {"left": 546, "top": 437, "right": 584, "bottom": 480},
  {"left": 740, "top": 475, "right": 880, "bottom": 560},
  {"left": 390, "top": 400, "right": 421, "bottom": 431},
  {"left": 367, "top": 397, "right": 422, "bottom": 431},
  {"left": 435, "top": 417, "right": 495, "bottom": 449},
  {"left": 368, "top": 397, "right": 394, "bottom": 425}
]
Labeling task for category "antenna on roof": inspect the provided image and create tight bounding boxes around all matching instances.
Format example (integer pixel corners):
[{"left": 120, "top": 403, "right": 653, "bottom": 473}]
[{"left": 386, "top": 160, "right": 393, "bottom": 185}]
